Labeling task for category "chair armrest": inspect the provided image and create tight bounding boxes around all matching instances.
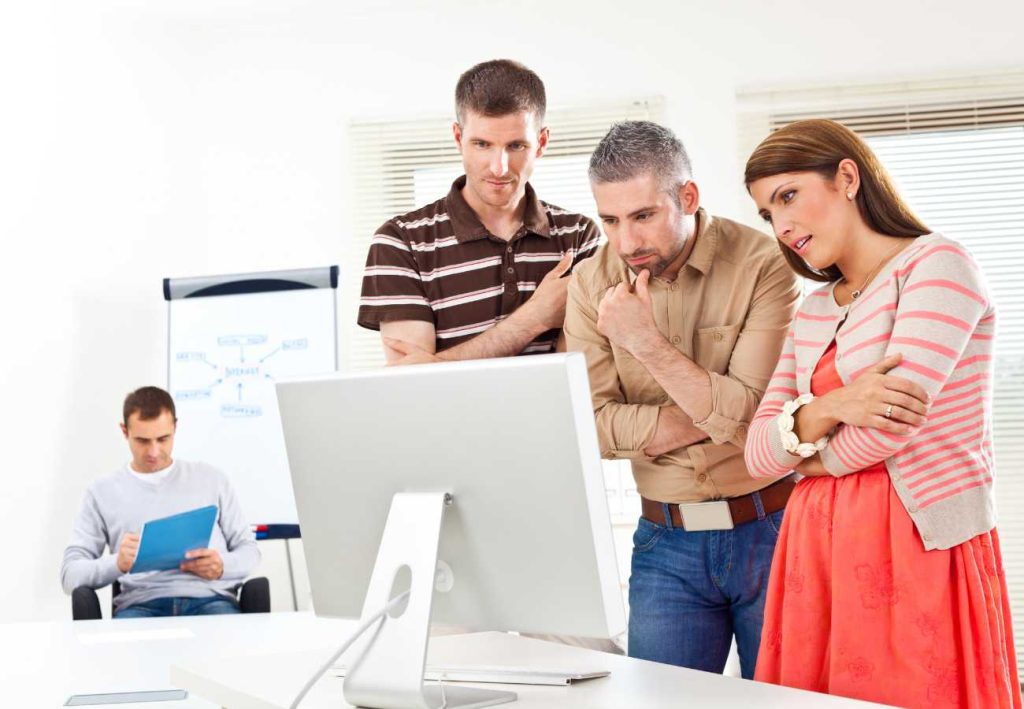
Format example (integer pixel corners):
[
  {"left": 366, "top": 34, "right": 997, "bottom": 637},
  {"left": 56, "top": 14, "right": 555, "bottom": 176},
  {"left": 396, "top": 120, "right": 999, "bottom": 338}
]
[
  {"left": 239, "top": 577, "right": 271, "bottom": 613},
  {"left": 72, "top": 587, "right": 103, "bottom": 621}
]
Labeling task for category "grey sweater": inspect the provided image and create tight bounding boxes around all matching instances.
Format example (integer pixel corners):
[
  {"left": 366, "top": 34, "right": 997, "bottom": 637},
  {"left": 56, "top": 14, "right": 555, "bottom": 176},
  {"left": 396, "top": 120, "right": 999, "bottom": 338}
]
[{"left": 60, "top": 459, "right": 260, "bottom": 610}]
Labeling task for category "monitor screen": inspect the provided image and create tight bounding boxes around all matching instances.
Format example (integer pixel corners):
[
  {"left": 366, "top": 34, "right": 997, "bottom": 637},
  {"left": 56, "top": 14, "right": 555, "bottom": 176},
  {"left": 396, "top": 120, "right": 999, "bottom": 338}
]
[{"left": 276, "top": 353, "right": 625, "bottom": 640}]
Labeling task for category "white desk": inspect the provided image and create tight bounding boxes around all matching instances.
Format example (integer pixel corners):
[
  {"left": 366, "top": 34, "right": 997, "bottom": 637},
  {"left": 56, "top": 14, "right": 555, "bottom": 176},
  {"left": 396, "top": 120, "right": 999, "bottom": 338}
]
[
  {"left": 1, "top": 613, "right": 345, "bottom": 707},
  {"left": 1, "top": 613, "right": 885, "bottom": 708},
  {"left": 171, "top": 618, "right": 885, "bottom": 708}
]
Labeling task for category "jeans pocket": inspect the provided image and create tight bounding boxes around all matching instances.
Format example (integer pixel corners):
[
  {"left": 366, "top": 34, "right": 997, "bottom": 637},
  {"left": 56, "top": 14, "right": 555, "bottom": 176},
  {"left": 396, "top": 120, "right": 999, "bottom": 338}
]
[
  {"left": 632, "top": 517, "right": 667, "bottom": 553},
  {"left": 765, "top": 507, "right": 786, "bottom": 537}
]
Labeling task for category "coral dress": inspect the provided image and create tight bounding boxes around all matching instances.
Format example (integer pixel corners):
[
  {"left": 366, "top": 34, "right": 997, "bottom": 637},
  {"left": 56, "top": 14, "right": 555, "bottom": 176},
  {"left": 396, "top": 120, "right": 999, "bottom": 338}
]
[{"left": 755, "top": 341, "right": 1021, "bottom": 708}]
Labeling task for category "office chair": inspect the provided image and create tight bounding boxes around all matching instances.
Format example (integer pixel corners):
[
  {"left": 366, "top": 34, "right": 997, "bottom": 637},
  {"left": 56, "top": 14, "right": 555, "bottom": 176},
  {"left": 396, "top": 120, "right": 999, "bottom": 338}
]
[{"left": 71, "top": 577, "right": 271, "bottom": 620}]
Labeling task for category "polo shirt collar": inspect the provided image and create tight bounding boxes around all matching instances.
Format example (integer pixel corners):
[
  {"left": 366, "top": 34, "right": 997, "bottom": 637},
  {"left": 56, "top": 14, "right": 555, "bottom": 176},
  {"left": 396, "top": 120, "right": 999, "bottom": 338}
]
[{"left": 445, "top": 175, "right": 552, "bottom": 243}]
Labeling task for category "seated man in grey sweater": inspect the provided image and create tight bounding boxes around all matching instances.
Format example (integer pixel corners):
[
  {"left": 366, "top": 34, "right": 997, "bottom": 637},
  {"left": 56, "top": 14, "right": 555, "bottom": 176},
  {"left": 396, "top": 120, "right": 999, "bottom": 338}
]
[{"left": 60, "top": 386, "right": 260, "bottom": 618}]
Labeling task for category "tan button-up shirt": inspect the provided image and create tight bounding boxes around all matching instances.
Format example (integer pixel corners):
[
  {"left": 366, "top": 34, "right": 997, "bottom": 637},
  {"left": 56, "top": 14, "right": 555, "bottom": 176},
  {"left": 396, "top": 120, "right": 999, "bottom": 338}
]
[{"left": 564, "top": 209, "right": 800, "bottom": 503}]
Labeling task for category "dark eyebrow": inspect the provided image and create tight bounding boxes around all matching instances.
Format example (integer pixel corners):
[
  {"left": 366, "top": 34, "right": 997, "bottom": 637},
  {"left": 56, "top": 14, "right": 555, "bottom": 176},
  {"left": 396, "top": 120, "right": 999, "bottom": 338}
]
[{"left": 769, "top": 181, "right": 795, "bottom": 204}]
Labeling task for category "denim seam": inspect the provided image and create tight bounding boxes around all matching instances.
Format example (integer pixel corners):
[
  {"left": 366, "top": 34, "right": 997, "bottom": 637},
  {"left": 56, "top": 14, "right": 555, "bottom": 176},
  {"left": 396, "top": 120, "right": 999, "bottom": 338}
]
[
  {"left": 752, "top": 491, "right": 766, "bottom": 520},
  {"left": 709, "top": 531, "right": 732, "bottom": 590},
  {"left": 633, "top": 519, "right": 667, "bottom": 553}
]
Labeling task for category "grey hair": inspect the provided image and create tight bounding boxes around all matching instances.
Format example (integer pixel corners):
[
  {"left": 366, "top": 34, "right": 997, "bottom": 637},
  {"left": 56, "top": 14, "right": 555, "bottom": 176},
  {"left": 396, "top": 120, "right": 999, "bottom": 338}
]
[{"left": 588, "top": 121, "right": 693, "bottom": 198}]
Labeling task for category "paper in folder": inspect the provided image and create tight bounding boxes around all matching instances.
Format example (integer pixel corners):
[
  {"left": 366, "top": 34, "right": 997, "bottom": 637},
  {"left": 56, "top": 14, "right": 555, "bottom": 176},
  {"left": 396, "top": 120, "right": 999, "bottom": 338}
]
[{"left": 130, "top": 505, "right": 218, "bottom": 573}]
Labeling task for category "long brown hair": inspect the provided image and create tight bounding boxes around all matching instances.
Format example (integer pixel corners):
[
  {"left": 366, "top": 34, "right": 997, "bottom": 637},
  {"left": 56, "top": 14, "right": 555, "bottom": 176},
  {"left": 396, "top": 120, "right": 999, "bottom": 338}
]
[{"left": 744, "top": 119, "right": 929, "bottom": 282}]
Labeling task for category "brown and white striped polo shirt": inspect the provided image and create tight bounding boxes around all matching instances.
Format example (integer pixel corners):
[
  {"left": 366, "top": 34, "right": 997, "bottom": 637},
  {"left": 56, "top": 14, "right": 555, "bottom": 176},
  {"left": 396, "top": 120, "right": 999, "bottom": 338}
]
[{"left": 358, "top": 176, "right": 601, "bottom": 354}]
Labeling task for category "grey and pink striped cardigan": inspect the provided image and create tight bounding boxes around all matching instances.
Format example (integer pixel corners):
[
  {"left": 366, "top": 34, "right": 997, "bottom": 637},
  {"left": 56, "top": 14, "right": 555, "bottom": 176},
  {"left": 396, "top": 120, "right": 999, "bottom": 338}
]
[{"left": 744, "top": 233, "right": 997, "bottom": 550}]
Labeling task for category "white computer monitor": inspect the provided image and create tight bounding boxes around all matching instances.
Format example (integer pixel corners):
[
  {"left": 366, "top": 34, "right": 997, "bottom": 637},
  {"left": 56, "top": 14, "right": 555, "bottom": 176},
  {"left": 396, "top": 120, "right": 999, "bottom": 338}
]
[{"left": 276, "top": 353, "right": 625, "bottom": 709}]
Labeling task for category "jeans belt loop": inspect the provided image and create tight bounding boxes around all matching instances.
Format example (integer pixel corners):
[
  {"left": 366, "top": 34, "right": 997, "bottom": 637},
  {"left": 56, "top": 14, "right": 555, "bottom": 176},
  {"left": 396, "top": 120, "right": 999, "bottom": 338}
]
[{"left": 752, "top": 490, "right": 767, "bottom": 521}]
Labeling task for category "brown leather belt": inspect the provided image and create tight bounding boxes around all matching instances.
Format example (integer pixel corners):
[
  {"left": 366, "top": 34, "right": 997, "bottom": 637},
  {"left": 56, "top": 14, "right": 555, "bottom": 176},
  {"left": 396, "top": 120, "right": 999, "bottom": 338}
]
[{"left": 641, "top": 475, "right": 797, "bottom": 530}]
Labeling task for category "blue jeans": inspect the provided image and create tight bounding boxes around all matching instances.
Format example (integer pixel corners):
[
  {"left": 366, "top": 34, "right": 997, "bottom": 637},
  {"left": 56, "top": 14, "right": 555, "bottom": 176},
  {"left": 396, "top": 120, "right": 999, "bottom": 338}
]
[
  {"left": 114, "top": 595, "right": 240, "bottom": 618},
  {"left": 627, "top": 503, "right": 784, "bottom": 679}
]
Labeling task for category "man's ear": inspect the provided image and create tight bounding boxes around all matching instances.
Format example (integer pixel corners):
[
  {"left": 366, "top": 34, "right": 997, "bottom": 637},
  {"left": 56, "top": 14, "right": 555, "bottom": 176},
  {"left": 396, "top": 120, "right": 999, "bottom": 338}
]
[
  {"left": 120, "top": 422, "right": 128, "bottom": 439},
  {"left": 452, "top": 121, "right": 464, "bottom": 153},
  {"left": 679, "top": 180, "right": 700, "bottom": 215},
  {"left": 536, "top": 126, "right": 550, "bottom": 157}
]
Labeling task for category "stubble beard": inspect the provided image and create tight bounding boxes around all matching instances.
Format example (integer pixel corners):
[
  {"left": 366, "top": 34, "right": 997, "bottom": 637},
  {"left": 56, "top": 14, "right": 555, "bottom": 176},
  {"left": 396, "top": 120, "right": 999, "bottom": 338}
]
[{"left": 625, "top": 238, "right": 688, "bottom": 279}]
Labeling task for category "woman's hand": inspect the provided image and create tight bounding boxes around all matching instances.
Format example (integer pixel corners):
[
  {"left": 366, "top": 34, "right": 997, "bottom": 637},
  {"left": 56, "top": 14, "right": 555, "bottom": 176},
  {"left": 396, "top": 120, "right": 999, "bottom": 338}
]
[{"left": 823, "top": 353, "right": 930, "bottom": 435}]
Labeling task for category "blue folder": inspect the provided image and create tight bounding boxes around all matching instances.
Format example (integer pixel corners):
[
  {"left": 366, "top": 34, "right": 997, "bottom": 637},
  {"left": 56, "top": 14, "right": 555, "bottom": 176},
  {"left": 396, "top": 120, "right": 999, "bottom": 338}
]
[{"left": 130, "top": 505, "right": 218, "bottom": 573}]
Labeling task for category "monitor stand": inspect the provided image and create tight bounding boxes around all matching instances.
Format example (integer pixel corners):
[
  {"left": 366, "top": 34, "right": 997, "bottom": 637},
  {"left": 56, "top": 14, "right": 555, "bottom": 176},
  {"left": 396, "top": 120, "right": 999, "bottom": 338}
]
[{"left": 342, "top": 491, "right": 517, "bottom": 709}]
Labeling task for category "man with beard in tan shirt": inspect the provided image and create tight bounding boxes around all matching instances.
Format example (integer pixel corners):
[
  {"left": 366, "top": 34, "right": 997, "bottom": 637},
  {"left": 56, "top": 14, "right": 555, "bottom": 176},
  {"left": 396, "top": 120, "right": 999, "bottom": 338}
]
[{"left": 564, "top": 121, "right": 800, "bottom": 677}]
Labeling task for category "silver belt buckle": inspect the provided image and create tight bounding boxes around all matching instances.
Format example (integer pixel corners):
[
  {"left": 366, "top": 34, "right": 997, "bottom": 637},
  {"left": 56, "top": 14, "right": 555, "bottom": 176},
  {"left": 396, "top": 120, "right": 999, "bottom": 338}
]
[{"left": 678, "top": 500, "right": 734, "bottom": 531}]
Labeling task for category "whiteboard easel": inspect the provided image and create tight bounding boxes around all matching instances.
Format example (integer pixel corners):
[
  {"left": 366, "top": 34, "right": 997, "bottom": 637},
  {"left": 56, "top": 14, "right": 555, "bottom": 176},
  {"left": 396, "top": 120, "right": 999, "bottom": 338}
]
[{"left": 164, "top": 266, "right": 338, "bottom": 611}]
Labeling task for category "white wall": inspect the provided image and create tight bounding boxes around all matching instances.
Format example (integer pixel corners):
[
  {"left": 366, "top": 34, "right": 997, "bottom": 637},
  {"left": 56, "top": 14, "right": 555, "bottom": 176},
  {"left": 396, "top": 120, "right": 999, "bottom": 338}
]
[{"left": 2, "top": 0, "right": 1022, "bottom": 621}]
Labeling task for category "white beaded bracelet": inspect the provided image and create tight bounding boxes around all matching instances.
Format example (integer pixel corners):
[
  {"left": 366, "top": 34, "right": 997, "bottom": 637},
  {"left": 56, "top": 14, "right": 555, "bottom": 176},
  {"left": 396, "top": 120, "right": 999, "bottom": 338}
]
[{"left": 777, "top": 393, "right": 829, "bottom": 458}]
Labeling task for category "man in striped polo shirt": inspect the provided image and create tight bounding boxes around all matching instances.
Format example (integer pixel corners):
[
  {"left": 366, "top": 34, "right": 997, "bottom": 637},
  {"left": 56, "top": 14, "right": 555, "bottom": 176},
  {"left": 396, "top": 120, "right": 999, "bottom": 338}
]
[{"left": 358, "top": 59, "right": 601, "bottom": 362}]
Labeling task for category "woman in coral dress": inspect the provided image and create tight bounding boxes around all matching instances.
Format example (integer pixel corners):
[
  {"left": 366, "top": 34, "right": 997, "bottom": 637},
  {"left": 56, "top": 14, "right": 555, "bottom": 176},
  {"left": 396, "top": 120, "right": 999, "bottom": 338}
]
[{"left": 743, "top": 118, "right": 1020, "bottom": 708}]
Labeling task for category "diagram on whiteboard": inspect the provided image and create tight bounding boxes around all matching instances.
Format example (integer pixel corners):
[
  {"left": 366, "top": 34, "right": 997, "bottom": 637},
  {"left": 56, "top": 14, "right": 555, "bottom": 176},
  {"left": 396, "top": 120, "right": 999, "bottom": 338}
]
[
  {"left": 174, "top": 334, "right": 310, "bottom": 418},
  {"left": 167, "top": 284, "right": 338, "bottom": 526}
]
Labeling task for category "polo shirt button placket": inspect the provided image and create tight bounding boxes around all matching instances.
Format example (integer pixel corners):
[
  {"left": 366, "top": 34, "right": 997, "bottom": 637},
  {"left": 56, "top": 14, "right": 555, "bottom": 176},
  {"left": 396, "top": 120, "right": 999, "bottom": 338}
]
[{"left": 501, "top": 247, "right": 517, "bottom": 304}]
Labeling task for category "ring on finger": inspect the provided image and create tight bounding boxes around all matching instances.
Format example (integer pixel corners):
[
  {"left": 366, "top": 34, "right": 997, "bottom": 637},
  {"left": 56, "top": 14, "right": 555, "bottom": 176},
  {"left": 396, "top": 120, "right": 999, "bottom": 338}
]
[{"left": 884, "top": 404, "right": 894, "bottom": 419}]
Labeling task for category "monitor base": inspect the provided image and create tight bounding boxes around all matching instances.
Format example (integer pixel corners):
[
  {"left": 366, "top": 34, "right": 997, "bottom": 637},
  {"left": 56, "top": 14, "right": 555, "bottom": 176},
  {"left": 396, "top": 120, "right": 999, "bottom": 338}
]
[
  {"left": 346, "top": 491, "right": 515, "bottom": 709},
  {"left": 419, "top": 684, "right": 517, "bottom": 708}
]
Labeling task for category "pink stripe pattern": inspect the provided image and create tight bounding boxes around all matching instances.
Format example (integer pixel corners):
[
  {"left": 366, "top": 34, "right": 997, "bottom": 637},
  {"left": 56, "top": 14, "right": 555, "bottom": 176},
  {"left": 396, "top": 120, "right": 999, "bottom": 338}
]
[{"left": 743, "top": 234, "right": 997, "bottom": 551}]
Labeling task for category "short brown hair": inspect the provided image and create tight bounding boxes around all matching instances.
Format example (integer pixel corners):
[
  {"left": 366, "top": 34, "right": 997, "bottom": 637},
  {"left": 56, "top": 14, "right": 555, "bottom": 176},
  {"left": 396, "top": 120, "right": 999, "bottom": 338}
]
[
  {"left": 455, "top": 59, "right": 546, "bottom": 124},
  {"left": 744, "top": 118, "right": 929, "bottom": 282},
  {"left": 123, "top": 386, "right": 177, "bottom": 425}
]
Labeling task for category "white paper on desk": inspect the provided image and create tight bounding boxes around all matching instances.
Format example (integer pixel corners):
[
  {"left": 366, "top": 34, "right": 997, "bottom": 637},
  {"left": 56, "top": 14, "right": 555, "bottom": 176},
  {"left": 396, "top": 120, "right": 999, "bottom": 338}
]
[{"left": 333, "top": 664, "right": 609, "bottom": 686}]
